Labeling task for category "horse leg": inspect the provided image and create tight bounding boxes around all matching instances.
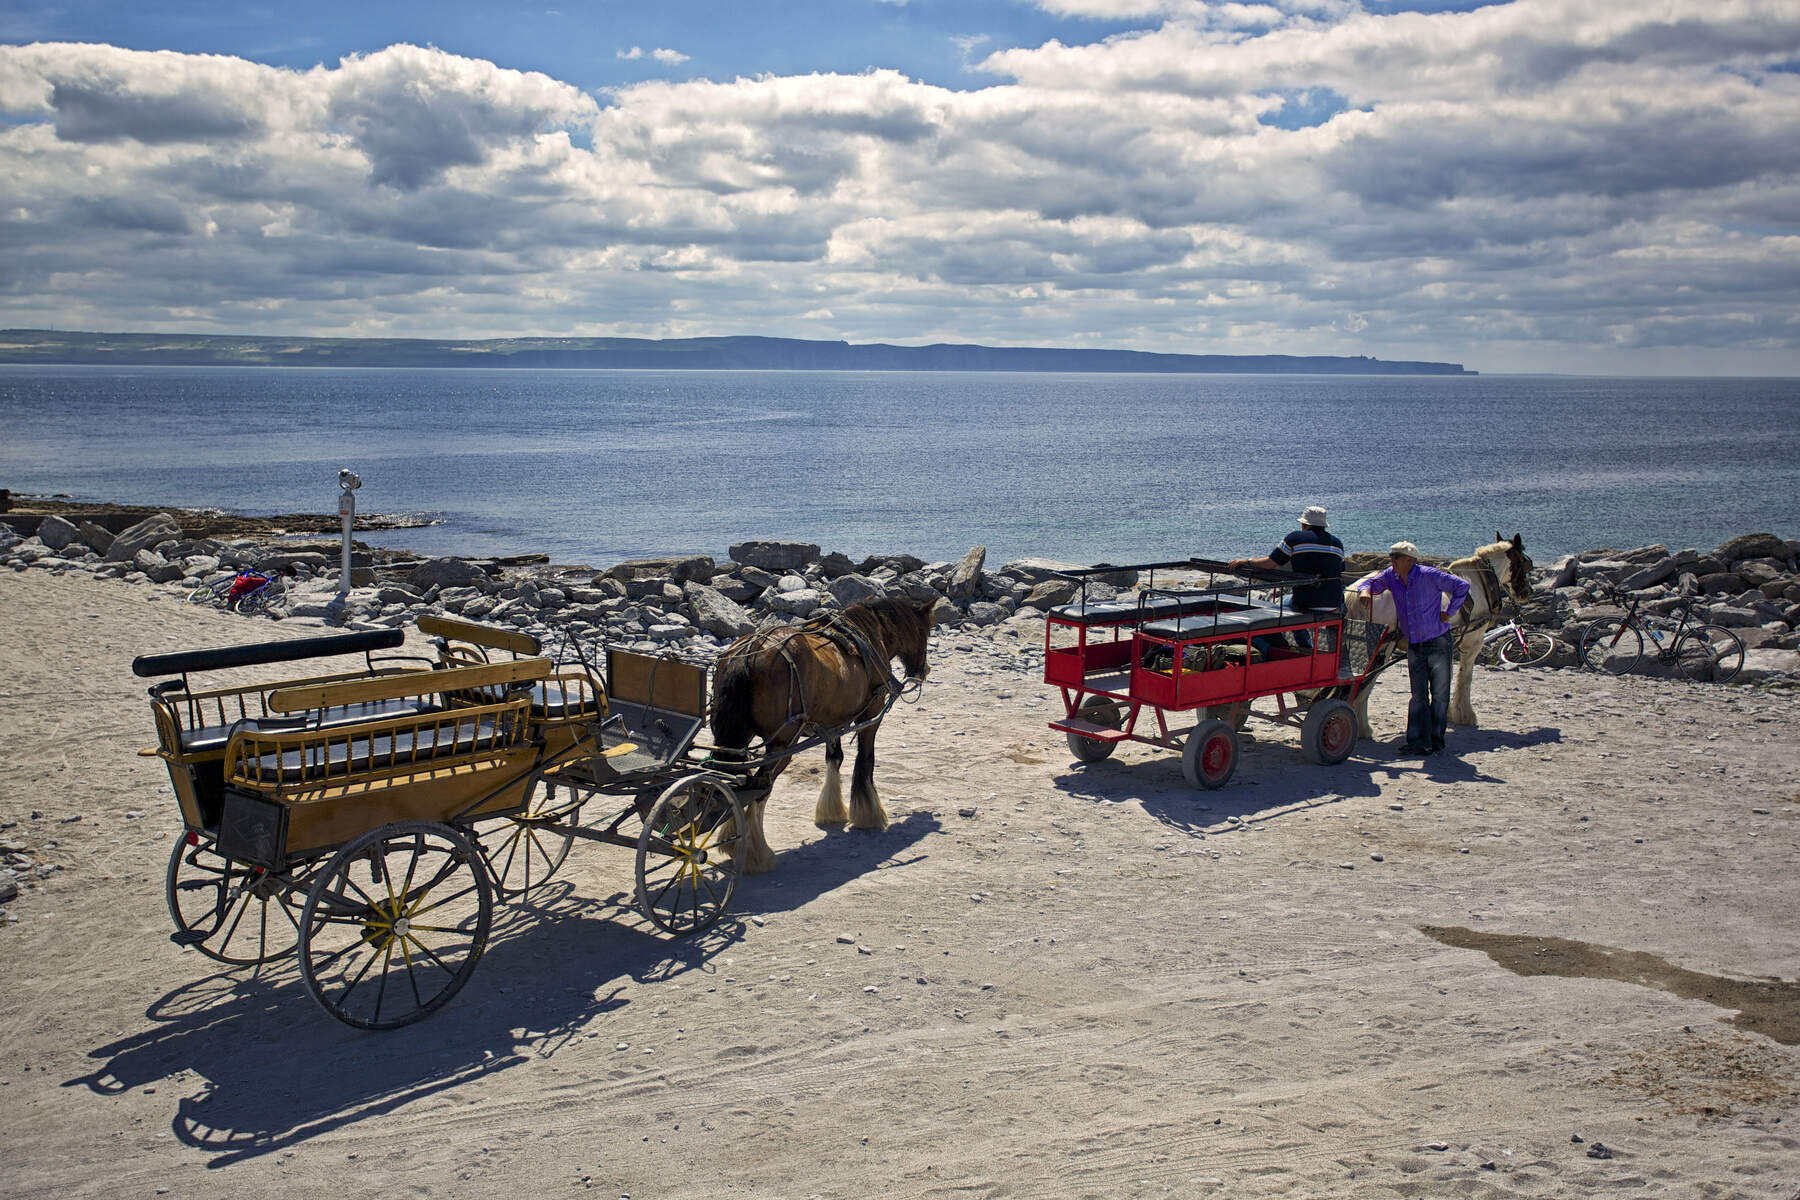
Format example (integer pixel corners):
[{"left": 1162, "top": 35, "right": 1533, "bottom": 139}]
[
  {"left": 847, "top": 720, "right": 889, "bottom": 832},
  {"left": 815, "top": 737, "right": 849, "bottom": 826},
  {"left": 739, "top": 737, "right": 795, "bottom": 875},
  {"left": 1449, "top": 630, "right": 1482, "bottom": 727},
  {"left": 1351, "top": 685, "right": 1377, "bottom": 740}
]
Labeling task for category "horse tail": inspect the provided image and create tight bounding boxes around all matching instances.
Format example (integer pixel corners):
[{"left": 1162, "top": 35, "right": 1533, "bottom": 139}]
[{"left": 710, "top": 651, "right": 757, "bottom": 763}]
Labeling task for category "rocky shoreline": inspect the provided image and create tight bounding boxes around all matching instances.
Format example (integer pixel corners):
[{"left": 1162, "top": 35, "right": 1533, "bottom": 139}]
[{"left": 3, "top": 506, "right": 1797, "bottom": 683}]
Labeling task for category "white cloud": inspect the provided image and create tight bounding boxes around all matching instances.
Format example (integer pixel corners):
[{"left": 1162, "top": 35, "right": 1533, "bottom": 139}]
[
  {"left": 617, "top": 46, "right": 644, "bottom": 60},
  {"left": 651, "top": 48, "right": 691, "bottom": 65},
  {"left": 2, "top": 2, "right": 1799, "bottom": 372}
]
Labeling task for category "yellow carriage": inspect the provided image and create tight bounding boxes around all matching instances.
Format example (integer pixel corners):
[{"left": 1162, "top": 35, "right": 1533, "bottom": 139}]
[{"left": 136, "top": 619, "right": 747, "bottom": 1030}]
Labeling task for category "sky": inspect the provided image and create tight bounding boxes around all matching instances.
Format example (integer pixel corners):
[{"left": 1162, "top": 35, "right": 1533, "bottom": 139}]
[{"left": 2, "top": 0, "right": 1797, "bottom": 374}]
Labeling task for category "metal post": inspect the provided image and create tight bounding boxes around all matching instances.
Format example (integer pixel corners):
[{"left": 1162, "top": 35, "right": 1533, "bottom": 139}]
[{"left": 327, "top": 469, "right": 361, "bottom": 623}]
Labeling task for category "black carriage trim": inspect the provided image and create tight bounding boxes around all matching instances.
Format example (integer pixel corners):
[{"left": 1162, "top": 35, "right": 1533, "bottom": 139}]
[{"left": 132, "top": 628, "right": 407, "bottom": 678}]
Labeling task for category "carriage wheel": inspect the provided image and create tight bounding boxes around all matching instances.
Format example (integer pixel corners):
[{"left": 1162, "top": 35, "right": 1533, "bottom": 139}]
[
  {"left": 1182, "top": 718, "right": 1238, "bottom": 790},
  {"left": 1066, "top": 695, "right": 1123, "bottom": 762},
  {"left": 636, "top": 775, "right": 746, "bottom": 936},
  {"left": 1578, "top": 618, "right": 1642, "bottom": 675},
  {"left": 475, "top": 776, "right": 582, "bottom": 899},
  {"left": 1299, "top": 698, "right": 1358, "bottom": 766},
  {"left": 165, "top": 832, "right": 301, "bottom": 965},
  {"left": 298, "top": 822, "right": 492, "bottom": 1030},
  {"left": 1674, "top": 624, "right": 1744, "bottom": 683}
]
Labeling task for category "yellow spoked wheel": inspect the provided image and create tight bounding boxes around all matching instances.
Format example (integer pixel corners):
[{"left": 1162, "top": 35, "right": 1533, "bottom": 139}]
[
  {"left": 298, "top": 822, "right": 492, "bottom": 1030},
  {"left": 475, "top": 776, "right": 582, "bottom": 900},
  {"left": 636, "top": 774, "right": 746, "bottom": 936}
]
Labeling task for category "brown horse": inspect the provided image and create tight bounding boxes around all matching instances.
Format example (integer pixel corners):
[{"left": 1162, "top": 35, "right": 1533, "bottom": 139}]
[{"left": 710, "top": 596, "right": 933, "bottom": 872}]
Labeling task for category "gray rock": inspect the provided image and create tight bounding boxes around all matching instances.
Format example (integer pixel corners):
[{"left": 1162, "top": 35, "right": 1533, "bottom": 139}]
[
  {"left": 624, "top": 575, "right": 673, "bottom": 600},
  {"left": 407, "top": 557, "right": 488, "bottom": 590},
  {"left": 35, "top": 515, "right": 80, "bottom": 551},
  {"left": 1737, "top": 560, "right": 1784, "bottom": 588},
  {"left": 610, "top": 555, "right": 715, "bottom": 584},
  {"left": 948, "top": 545, "right": 987, "bottom": 600},
  {"left": 767, "top": 587, "right": 822, "bottom": 617},
  {"left": 104, "top": 513, "right": 181, "bottom": 562},
  {"left": 827, "top": 574, "right": 884, "bottom": 607},
  {"left": 730, "top": 540, "right": 819, "bottom": 571},
  {"left": 75, "top": 521, "right": 115, "bottom": 553},
  {"left": 1739, "top": 648, "right": 1800, "bottom": 681},
  {"left": 818, "top": 551, "right": 857, "bottom": 578},
  {"left": 929, "top": 597, "right": 960, "bottom": 627},
  {"left": 0, "top": 867, "right": 17, "bottom": 902},
  {"left": 966, "top": 601, "right": 1007, "bottom": 626},
  {"left": 1697, "top": 572, "right": 1743, "bottom": 594},
  {"left": 1023, "top": 579, "right": 1080, "bottom": 610},
  {"left": 684, "top": 581, "right": 754, "bottom": 637},
  {"left": 712, "top": 575, "right": 764, "bottom": 603},
  {"left": 1715, "top": 532, "right": 1793, "bottom": 567},
  {"left": 1619, "top": 556, "right": 1680, "bottom": 591},
  {"left": 1706, "top": 606, "right": 1765, "bottom": 628},
  {"left": 258, "top": 551, "right": 331, "bottom": 574}
]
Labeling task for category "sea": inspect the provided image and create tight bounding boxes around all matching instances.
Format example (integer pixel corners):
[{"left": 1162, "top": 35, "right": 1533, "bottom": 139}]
[{"left": 2, "top": 365, "right": 1796, "bottom": 569}]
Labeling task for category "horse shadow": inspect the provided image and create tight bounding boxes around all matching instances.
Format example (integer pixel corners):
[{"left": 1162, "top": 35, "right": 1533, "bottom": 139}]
[
  {"left": 66, "top": 884, "right": 743, "bottom": 1168},
  {"left": 732, "top": 808, "right": 941, "bottom": 920}
]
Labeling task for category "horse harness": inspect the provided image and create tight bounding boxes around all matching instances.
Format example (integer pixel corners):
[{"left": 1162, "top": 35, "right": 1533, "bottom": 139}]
[{"left": 725, "top": 610, "right": 903, "bottom": 741}]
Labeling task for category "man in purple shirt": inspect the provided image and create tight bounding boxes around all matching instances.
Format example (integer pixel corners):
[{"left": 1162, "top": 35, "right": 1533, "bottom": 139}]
[{"left": 1355, "top": 541, "right": 1471, "bottom": 755}]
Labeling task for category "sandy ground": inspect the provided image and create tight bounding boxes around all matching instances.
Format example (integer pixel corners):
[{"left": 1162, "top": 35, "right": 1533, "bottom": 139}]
[{"left": 2, "top": 567, "right": 1798, "bottom": 1199}]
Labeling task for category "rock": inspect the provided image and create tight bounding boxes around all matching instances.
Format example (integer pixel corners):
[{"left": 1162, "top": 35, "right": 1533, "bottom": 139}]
[
  {"left": 928, "top": 597, "right": 959, "bottom": 626},
  {"left": 34, "top": 515, "right": 80, "bottom": 552},
  {"left": 712, "top": 575, "right": 764, "bottom": 603},
  {"left": 1619, "top": 556, "right": 1680, "bottom": 591},
  {"left": 817, "top": 551, "right": 857, "bottom": 578},
  {"left": 610, "top": 555, "right": 714, "bottom": 584},
  {"left": 257, "top": 551, "right": 332, "bottom": 574},
  {"left": 965, "top": 601, "right": 1007, "bottom": 626},
  {"left": 1737, "top": 560, "right": 1783, "bottom": 588},
  {"left": 767, "top": 587, "right": 823, "bottom": 617},
  {"left": 1001, "top": 557, "right": 1086, "bottom": 584},
  {"left": 948, "top": 545, "right": 987, "bottom": 600},
  {"left": 76, "top": 521, "right": 115, "bottom": 553},
  {"left": 826, "top": 574, "right": 883, "bottom": 607},
  {"left": 1697, "top": 572, "right": 1743, "bottom": 594},
  {"left": 684, "top": 581, "right": 754, "bottom": 637},
  {"left": 624, "top": 575, "right": 674, "bottom": 600},
  {"left": 1548, "top": 555, "right": 1579, "bottom": 588},
  {"left": 1739, "top": 648, "right": 1800, "bottom": 681},
  {"left": 0, "top": 867, "right": 17, "bottom": 902},
  {"left": 407, "top": 557, "right": 489, "bottom": 590},
  {"left": 730, "top": 541, "right": 819, "bottom": 571},
  {"left": 103, "top": 513, "right": 181, "bottom": 562},
  {"left": 1706, "top": 606, "right": 1765, "bottom": 628},
  {"left": 1023, "top": 579, "right": 1080, "bottom": 610},
  {"left": 858, "top": 553, "right": 925, "bottom": 575},
  {"left": 1715, "top": 532, "right": 1793, "bottom": 568}
]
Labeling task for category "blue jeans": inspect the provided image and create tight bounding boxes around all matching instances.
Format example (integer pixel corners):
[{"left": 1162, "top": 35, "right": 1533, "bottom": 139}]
[{"left": 1405, "top": 632, "right": 1453, "bottom": 751}]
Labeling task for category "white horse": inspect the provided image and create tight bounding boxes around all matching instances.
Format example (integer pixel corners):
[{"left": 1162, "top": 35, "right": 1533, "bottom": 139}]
[{"left": 1343, "top": 533, "right": 1534, "bottom": 738}]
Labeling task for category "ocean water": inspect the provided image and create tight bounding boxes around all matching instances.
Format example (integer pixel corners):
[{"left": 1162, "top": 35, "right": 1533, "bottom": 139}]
[{"left": 2, "top": 365, "right": 1796, "bottom": 568}]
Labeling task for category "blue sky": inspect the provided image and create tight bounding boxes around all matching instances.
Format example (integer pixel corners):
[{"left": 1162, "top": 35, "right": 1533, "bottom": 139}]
[{"left": 3, "top": 0, "right": 1797, "bottom": 373}]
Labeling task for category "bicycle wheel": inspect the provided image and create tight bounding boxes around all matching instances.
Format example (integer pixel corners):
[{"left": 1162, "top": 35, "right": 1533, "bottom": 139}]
[
  {"left": 186, "top": 582, "right": 222, "bottom": 606},
  {"left": 1674, "top": 624, "right": 1745, "bottom": 683},
  {"left": 1498, "top": 628, "right": 1556, "bottom": 667},
  {"left": 1579, "top": 618, "right": 1642, "bottom": 675}
]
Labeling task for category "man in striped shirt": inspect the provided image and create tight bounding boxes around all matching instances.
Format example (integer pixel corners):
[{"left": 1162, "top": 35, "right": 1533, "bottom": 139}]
[{"left": 1230, "top": 505, "right": 1346, "bottom": 651}]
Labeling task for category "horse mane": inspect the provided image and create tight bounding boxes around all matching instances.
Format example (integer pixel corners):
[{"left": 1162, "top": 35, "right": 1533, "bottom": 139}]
[
  {"left": 1451, "top": 540, "right": 1511, "bottom": 569},
  {"left": 840, "top": 595, "right": 931, "bottom": 653}
]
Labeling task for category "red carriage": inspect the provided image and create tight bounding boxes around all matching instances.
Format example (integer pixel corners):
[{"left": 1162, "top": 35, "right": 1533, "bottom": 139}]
[{"left": 1044, "top": 558, "right": 1396, "bottom": 788}]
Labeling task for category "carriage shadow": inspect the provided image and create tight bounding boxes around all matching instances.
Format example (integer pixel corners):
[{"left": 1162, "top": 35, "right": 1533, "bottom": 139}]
[
  {"left": 1050, "top": 723, "right": 1565, "bottom": 836},
  {"left": 66, "top": 886, "right": 745, "bottom": 1168}
]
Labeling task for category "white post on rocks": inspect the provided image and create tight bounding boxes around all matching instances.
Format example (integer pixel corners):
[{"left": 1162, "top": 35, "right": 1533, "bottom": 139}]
[{"left": 332, "top": 469, "right": 360, "bottom": 616}]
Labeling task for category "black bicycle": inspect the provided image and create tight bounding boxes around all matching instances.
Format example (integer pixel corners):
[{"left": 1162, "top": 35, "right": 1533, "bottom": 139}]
[{"left": 1577, "top": 582, "right": 1744, "bottom": 682}]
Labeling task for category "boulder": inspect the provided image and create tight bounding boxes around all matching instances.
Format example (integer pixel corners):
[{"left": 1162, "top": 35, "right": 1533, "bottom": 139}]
[
  {"left": 1697, "top": 572, "right": 1743, "bottom": 594},
  {"left": 1736, "top": 560, "right": 1784, "bottom": 588},
  {"left": 257, "top": 551, "right": 332, "bottom": 574},
  {"left": 817, "top": 551, "right": 858, "bottom": 579},
  {"left": 35, "top": 515, "right": 80, "bottom": 552},
  {"left": 1715, "top": 533, "right": 1793, "bottom": 568},
  {"left": 858, "top": 553, "right": 925, "bottom": 575},
  {"left": 766, "top": 587, "right": 823, "bottom": 617},
  {"left": 947, "top": 545, "right": 987, "bottom": 600},
  {"left": 1706, "top": 606, "right": 1765, "bottom": 628},
  {"left": 104, "top": 513, "right": 181, "bottom": 562},
  {"left": 1023, "top": 579, "right": 1080, "bottom": 610},
  {"left": 1738, "top": 647, "right": 1800, "bottom": 682},
  {"left": 826, "top": 573, "right": 883, "bottom": 607},
  {"left": 684, "top": 582, "right": 754, "bottom": 638},
  {"left": 1619, "top": 556, "right": 1681, "bottom": 591},
  {"left": 928, "top": 597, "right": 959, "bottom": 627},
  {"left": 730, "top": 541, "right": 819, "bottom": 572},
  {"left": 610, "top": 555, "right": 715, "bottom": 584},
  {"left": 407, "top": 557, "right": 488, "bottom": 590},
  {"left": 966, "top": 601, "right": 1007, "bottom": 626}
]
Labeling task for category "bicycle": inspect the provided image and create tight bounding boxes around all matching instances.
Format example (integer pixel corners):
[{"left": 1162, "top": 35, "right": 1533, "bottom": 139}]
[
  {"left": 1577, "top": 582, "right": 1744, "bottom": 682},
  {"left": 185, "top": 568, "right": 276, "bottom": 614},
  {"left": 1478, "top": 603, "right": 1558, "bottom": 667}
]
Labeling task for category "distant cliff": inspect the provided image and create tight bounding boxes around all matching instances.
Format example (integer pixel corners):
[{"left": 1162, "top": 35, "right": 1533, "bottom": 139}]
[{"left": 0, "top": 330, "right": 1476, "bottom": 375}]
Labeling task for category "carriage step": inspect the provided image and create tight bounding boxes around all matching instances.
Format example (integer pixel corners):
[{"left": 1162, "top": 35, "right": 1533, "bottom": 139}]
[
  {"left": 169, "top": 929, "right": 210, "bottom": 947},
  {"left": 1048, "top": 719, "right": 1132, "bottom": 742}
]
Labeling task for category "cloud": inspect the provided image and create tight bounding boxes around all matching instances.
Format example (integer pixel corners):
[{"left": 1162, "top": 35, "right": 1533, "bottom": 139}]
[
  {"left": 617, "top": 46, "right": 643, "bottom": 60},
  {"left": 651, "top": 48, "right": 691, "bottom": 65},
  {"left": 1, "top": 3, "right": 1798, "bottom": 372}
]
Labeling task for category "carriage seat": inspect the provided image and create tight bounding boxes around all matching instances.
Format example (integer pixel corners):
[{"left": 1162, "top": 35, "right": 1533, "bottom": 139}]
[
  {"left": 178, "top": 697, "right": 441, "bottom": 754},
  {"left": 1049, "top": 593, "right": 1253, "bottom": 627},
  {"left": 1141, "top": 604, "right": 1292, "bottom": 641},
  {"left": 247, "top": 714, "right": 511, "bottom": 784},
  {"left": 527, "top": 680, "right": 605, "bottom": 720}
]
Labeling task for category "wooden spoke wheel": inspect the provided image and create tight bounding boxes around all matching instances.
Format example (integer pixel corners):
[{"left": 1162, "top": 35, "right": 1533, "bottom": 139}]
[
  {"left": 165, "top": 832, "right": 301, "bottom": 965},
  {"left": 1182, "top": 718, "right": 1238, "bottom": 790},
  {"left": 298, "top": 822, "right": 492, "bottom": 1030},
  {"left": 1300, "top": 698, "right": 1358, "bottom": 766},
  {"left": 1066, "top": 694, "right": 1124, "bottom": 762},
  {"left": 475, "top": 776, "right": 582, "bottom": 899},
  {"left": 636, "top": 774, "right": 746, "bottom": 936}
]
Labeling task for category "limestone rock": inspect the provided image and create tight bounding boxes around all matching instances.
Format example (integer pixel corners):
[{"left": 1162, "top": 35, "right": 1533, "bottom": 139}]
[
  {"left": 767, "top": 587, "right": 823, "bottom": 617},
  {"left": 407, "top": 557, "right": 489, "bottom": 590},
  {"left": 1715, "top": 532, "right": 1793, "bottom": 567},
  {"left": 948, "top": 545, "right": 987, "bottom": 600},
  {"left": 684, "top": 581, "right": 754, "bottom": 637},
  {"left": 104, "top": 513, "right": 181, "bottom": 562},
  {"left": 35, "top": 515, "right": 80, "bottom": 552},
  {"left": 610, "top": 555, "right": 714, "bottom": 584},
  {"left": 826, "top": 574, "right": 884, "bottom": 607},
  {"left": 730, "top": 541, "right": 819, "bottom": 571},
  {"left": 76, "top": 521, "right": 116, "bottom": 553},
  {"left": 1023, "top": 579, "right": 1079, "bottom": 610}
]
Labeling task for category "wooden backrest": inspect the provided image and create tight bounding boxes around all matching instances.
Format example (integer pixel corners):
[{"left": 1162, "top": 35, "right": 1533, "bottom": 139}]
[
  {"left": 606, "top": 648, "right": 706, "bottom": 719},
  {"left": 267, "top": 658, "right": 550, "bottom": 714},
  {"left": 416, "top": 614, "right": 541, "bottom": 657}
]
